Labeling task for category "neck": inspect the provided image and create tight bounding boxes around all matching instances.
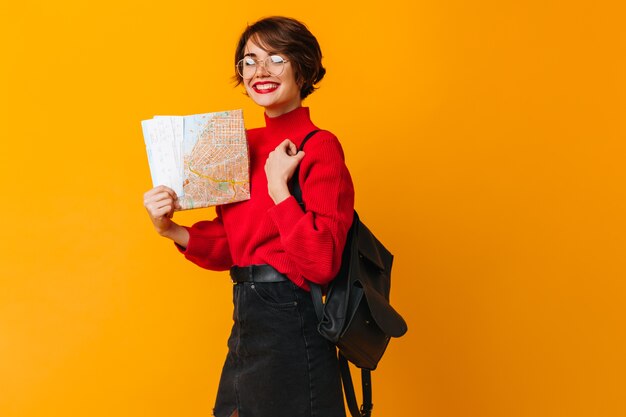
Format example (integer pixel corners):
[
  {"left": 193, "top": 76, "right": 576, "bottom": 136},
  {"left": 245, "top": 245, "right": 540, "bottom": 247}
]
[
  {"left": 264, "top": 107, "right": 316, "bottom": 139},
  {"left": 264, "top": 102, "right": 302, "bottom": 118}
]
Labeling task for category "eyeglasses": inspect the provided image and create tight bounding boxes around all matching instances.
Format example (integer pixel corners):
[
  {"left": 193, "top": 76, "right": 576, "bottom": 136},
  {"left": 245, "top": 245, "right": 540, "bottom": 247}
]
[{"left": 236, "top": 55, "right": 290, "bottom": 79}]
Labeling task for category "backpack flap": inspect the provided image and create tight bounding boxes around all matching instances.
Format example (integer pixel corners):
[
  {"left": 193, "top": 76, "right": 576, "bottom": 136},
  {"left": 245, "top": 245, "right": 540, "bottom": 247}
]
[
  {"left": 361, "top": 283, "right": 408, "bottom": 338},
  {"left": 354, "top": 217, "right": 408, "bottom": 338}
]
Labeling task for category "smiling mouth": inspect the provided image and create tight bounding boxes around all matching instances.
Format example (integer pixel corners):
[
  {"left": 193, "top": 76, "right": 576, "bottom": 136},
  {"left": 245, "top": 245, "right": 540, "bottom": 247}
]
[{"left": 252, "top": 82, "right": 279, "bottom": 93}]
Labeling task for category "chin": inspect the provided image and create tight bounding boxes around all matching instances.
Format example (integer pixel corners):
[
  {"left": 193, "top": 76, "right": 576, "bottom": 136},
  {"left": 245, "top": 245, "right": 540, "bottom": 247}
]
[{"left": 254, "top": 98, "right": 278, "bottom": 109}]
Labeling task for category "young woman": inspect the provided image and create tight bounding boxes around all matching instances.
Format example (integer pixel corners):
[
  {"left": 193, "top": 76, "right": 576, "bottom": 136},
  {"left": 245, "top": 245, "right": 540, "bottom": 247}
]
[{"left": 143, "top": 16, "right": 354, "bottom": 417}]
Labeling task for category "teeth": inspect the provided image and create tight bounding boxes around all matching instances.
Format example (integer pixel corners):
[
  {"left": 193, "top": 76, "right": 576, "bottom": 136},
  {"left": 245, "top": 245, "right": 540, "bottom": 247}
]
[{"left": 256, "top": 83, "right": 278, "bottom": 90}]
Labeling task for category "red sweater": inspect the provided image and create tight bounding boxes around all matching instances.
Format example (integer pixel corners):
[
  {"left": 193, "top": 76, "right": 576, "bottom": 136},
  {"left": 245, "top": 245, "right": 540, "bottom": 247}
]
[{"left": 177, "top": 107, "right": 355, "bottom": 290}]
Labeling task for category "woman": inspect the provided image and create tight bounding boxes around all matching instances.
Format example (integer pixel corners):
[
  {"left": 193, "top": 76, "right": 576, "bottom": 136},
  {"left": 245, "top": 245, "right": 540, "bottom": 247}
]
[{"left": 143, "top": 16, "right": 354, "bottom": 417}]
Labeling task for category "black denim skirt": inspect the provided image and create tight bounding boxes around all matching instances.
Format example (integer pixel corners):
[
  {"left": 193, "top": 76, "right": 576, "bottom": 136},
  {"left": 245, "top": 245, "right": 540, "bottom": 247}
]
[{"left": 213, "top": 280, "right": 346, "bottom": 417}]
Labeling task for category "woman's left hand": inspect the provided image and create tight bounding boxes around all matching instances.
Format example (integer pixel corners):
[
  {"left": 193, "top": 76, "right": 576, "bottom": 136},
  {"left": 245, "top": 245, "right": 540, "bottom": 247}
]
[{"left": 265, "top": 139, "right": 306, "bottom": 204}]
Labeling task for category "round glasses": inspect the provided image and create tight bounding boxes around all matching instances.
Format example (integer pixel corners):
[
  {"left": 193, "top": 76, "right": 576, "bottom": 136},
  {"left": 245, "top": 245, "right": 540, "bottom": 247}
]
[{"left": 236, "top": 55, "right": 290, "bottom": 79}]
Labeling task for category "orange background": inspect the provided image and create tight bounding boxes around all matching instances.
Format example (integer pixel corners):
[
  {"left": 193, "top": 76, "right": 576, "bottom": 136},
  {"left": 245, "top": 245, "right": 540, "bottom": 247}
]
[{"left": 1, "top": 1, "right": 625, "bottom": 416}]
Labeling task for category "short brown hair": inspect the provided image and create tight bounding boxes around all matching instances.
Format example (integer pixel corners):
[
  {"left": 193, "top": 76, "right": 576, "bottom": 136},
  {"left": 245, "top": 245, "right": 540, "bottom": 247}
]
[{"left": 234, "top": 16, "right": 326, "bottom": 100}]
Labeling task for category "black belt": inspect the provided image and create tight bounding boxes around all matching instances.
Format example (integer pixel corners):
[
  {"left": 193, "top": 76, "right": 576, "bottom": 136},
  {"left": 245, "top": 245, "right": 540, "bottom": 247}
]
[{"left": 230, "top": 264, "right": 289, "bottom": 283}]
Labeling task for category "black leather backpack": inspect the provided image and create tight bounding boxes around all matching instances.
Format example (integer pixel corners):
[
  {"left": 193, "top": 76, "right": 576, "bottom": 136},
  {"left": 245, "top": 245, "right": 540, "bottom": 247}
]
[{"left": 292, "top": 130, "right": 408, "bottom": 417}]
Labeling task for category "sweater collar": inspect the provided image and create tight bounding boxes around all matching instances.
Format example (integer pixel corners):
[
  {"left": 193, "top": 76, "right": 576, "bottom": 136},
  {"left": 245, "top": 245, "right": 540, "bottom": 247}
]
[{"left": 263, "top": 107, "right": 317, "bottom": 142}]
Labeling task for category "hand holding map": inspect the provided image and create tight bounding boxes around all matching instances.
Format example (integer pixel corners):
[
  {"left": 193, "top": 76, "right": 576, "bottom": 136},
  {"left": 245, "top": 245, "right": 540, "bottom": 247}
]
[{"left": 142, "top": 109, "right": 250, "bottom": 210}]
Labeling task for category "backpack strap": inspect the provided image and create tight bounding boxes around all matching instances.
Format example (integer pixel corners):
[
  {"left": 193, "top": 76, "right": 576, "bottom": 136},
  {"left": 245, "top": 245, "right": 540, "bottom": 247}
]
[
  {"left": 361, "top": 368, "right": 373, "bottom": 416},
  {"left": 340, "top": 354, "right": 373, "bottom": 417},
  {"left": 310, "top": 282, "right": 324, "bottom": 323},
  {"left": 292, "top": 129, "right": 326, "bottom": 323},
  {"left": 291, "top": 129, "right": 320, "bottom": 209},
  {"left": 292, "top": 129, "right": 373, "bottom": 417}
]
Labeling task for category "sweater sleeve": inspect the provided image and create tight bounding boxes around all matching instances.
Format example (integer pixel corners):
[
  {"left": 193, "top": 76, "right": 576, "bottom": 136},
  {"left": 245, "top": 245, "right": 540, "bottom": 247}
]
[
  {"left": 175, "top": 206, "right": 233, "bottom": 271},
  {"left": 268, "top": 133, "right": 354, "bottom": 285}
]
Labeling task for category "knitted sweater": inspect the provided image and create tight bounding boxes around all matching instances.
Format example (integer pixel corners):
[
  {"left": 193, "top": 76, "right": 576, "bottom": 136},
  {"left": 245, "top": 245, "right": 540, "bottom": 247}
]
[{"left": 177, "top": 107, "right": 355, "bottom": 289}]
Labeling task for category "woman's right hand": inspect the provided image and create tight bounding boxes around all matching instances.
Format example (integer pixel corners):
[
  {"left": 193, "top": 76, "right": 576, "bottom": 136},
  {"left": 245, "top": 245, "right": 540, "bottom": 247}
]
[{"left": 143, "top": 185, "right": 181, "bottom": 236}]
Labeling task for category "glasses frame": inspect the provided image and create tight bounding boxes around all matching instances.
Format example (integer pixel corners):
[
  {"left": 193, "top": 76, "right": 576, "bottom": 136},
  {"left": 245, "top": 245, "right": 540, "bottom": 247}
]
[{"left": 236, "top": 55, "right": 290, "bottom": 80}]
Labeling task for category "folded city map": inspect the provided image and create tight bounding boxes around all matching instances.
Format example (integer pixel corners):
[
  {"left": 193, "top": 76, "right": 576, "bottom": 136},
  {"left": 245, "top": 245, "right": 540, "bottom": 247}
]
[{"left": 141, "top": 109, "right": 250, "bottom": 210}]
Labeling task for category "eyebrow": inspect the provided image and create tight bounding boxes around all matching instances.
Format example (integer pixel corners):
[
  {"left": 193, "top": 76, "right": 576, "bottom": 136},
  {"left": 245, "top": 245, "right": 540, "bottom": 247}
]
[{"left": 243, "top": 51, "right": 281, "bottom": 58}]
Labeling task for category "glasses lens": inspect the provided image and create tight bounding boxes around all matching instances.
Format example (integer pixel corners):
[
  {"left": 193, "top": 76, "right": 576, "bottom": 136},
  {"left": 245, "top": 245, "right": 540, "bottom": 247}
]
[
  {"left": 237, "top": 56, "right": 287, "bottom": 79},
  {"left": 266, "top": 55, "right": 286, "bottom": 76},
  {"left": 237, "top": 57, "right": 255, "bottom": 79}
]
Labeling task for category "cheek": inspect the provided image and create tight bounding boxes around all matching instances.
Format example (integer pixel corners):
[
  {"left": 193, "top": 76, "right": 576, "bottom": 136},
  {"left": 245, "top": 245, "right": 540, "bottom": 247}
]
[
  {"left": 291, "top": 81, "right": 303, "bottom": 98},
  {"left": 243, "top": 82, "right": 256, "bottom": 97},
  {"left": 282, "top": 68, "right": 300, "bottom": 90}
]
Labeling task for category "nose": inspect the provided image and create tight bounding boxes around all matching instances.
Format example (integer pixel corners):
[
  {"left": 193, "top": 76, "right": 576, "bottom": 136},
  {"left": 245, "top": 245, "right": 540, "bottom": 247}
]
[
  {"left": 254, "top": 59, "right": 271, "bottom": 77},
  {"left": 254, "top": 59, "right": 272, "bottom": 77}
]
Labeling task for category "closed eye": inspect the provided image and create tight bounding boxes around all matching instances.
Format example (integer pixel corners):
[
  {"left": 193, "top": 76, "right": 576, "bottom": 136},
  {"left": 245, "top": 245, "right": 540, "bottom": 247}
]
[{"left": 269, "top": 55, "right": 286, "bottom": 64}]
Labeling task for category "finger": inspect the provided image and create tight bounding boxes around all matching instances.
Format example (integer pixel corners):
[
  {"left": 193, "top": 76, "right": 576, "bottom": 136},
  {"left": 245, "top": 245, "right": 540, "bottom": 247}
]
[
  {"left": 155, "top": 198, "right": 175, "bottom": 211},
  {"left": 152, "top": 189, "right": 178, "bottom": 202},
  {"left": 294, "top": 150, "right": 305, "bottom": 162},
  {"left": 154, "top": 185, "right": 178, "bottom": 200},
  {"left": 286, "top": 141, "right": 298, "bottom": 156},
  {"left": 160, "top": 186, "right": 178, "bottom": 201},
  {"left": 150, "top": 205, "right": 173, "bottom": 220},
  {"left": 276, "top": 139, "right": 292, "bottom": 151},
  {"left": 144, "top": 191, "right": 174, "bottom": 208},
  {"left": 146, "top": 185, "right": 170, "bottom": 196},
  {"left": 144, "top": 186, "right": 178, "bottom": 204},
  {"left": 147, "top": 199, "right": 175, "bottom": 216}
]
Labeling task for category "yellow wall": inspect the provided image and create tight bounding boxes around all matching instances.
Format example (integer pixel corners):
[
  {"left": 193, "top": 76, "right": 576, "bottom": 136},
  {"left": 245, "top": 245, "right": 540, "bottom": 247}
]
[{"left": 1, "top": 1, "right": 625, "bottom": 416}]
